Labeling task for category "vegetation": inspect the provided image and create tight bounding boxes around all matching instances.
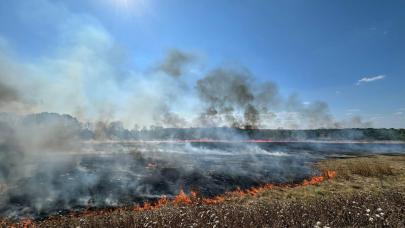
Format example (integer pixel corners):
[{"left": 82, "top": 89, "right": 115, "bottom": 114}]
[
  {"left": 3, "top": 113, "right": 405, "bottom": 141},
  {"left": 129, "top": 127, "right": 405, "bottom": 141}
]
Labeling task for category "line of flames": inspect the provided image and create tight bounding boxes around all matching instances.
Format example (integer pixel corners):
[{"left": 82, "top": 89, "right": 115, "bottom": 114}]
[
  {"left": 133, "top": 170, "right": 337, "bottom": 210},
  {"left": 17, "top": 170, "right": 336, "bottom": 228}
]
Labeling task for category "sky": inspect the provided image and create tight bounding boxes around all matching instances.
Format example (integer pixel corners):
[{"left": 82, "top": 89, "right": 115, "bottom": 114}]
[{"left": 0, "top": 0, "right": 404, "bottom": 128}]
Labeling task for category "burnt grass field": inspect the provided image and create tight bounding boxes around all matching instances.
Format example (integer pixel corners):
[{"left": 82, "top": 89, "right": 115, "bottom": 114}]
[{"left": 2, "top": 155, "right": 405, "bottom": 228}]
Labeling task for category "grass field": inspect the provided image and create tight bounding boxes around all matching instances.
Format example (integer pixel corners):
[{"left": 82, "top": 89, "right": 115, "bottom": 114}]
[{"left": 2, "top": 155, "right": 405, "bottom": 227}]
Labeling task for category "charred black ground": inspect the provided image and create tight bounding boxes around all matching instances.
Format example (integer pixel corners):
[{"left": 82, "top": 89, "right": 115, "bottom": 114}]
[{"left": 1, "top": 141, "right": 404, "bottom": 219}]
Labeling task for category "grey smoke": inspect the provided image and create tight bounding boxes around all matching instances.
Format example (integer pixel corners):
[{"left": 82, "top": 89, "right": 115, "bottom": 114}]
[
  {"left": 157, "top": 49, "right": 195, "bottom": 77},
  {"left": 155, "top": 105, "right": 188, "bottom": 128},
  {"left": 196, "top": 68, "right": 256, "bottom": 128},
  {"left": 0, "top": 82, "right": 19, "bottom": 107},
  {"left": 0, "top": 113, "right": 322, "bottom": 218},
  {"left": 194, "top": 67, "right": 357, "bottom": 129}
]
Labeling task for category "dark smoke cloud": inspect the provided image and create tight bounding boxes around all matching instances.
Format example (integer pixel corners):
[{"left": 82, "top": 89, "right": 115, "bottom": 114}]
[
  {"left": 157, "top": 49, "right": 195, "bottom": 77},
  {"left": 196, "top": 68, "right": 279, "bottom": 128},
  {"left": 196, "top": 68, "right": 256, "bottom": 128},
  {"left": 194, "top": 67, "right": 372, "bottom": 129}
]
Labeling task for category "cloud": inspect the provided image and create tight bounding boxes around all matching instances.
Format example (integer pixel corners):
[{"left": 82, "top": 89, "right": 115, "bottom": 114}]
[{"left": 356, "top": 75, "right": 385, "bottom": 85}]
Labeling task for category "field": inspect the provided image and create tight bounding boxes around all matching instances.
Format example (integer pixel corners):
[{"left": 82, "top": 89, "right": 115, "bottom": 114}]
[{"left": 1, "top": 155, "right": 404, "bottom": 227}]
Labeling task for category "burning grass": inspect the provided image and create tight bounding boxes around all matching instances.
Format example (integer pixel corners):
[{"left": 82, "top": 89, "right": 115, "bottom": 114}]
[{"left": 1, "top": 155, "right": 405, "bottom": 227}]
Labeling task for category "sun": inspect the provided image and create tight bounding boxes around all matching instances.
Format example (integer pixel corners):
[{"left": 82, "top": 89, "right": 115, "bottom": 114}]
[{"left": 109, "top": 0, "right": 149, "bottom": 16}]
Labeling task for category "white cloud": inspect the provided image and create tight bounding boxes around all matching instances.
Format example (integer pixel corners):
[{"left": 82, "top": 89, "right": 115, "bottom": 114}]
[{"left": 356, "top": 75, "right": 385, "bottom": 85}]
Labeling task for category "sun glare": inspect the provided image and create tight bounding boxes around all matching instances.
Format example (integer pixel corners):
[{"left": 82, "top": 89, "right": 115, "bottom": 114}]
[{"left": 109, "top": 0, "right": 149, "bottom": 17}]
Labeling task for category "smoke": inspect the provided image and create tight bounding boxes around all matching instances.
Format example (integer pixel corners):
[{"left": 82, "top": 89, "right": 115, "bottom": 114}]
[
  {"left": 194, "top": 67, "right": 366, "bottom": 129},
  {"left": 157, "top": 49, "right": 195, "bottom": 77},
  {"left": 0, "top": 136, "right": 331, "bottom": 219},
  {"left": 0, "top": 113, "right": 83, "bottom": 218},
  {"left": 0, "top": 82, "right": 19, "bottom": 107},
  {"left": 340, "top": 116, "right": 372, "bottom": 128},
  {"left": 196, "top": 68, "right": 282, "bottom": 128}
]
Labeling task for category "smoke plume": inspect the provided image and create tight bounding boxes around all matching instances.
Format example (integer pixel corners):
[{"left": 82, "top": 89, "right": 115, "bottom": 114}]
[{"left": 157, "top": 49, "right": 195, "bottom": 77}]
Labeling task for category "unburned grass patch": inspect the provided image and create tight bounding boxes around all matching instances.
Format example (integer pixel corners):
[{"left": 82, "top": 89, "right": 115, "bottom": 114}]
[{"left": 316, "top": 156, "right": 396, "bottom": 180}]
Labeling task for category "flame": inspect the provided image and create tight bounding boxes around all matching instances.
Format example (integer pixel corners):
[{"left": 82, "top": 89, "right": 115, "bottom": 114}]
[
  {"left": 10, "top": 170, "right": 337, "bottom": 226},
  {"left": 130, "top": 170, "right": 336, "bottom": 212},
  {"left": 156, "top": 195, "right": 169, "bottom": 206},
  {"left": 174, "top": 188, "right": 192, "bottom": 205},
  {"left": 190, "top": 190, "right": 198, "bottom": 198},
  {"left": 302, "top": 176, "right": 324, "bottom": 186},
  {"left": 132, "top": 189, "right": 192, "bottom": 212},
  {"left": 325, "top": 170, "right": 337, "bottom": 178},
  {"left": 202, "top": 195, "right": 225, "bottom": 204}
]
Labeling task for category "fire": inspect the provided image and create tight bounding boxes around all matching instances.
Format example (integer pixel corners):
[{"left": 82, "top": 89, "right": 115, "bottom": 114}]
[
  {"left": 174, "top": 188, "right": 192, "bottom": 205},
  {"left": 202, "top": 195, "right": 225, "bottom": 204},
  {"left": 156, "top": 195, "right": 169, "bottom": 206},
  {"left": 325, "top": 170, "right": 337, "bottom": 178},
  {"left": 302, "top": 176, "right": 324, "bottom": 186},
  {"left": 131, "top": 170, "right": 336, "bottom": 212},
  {"left": 10, "top": 170, "right": 337, "bottom": 224}
]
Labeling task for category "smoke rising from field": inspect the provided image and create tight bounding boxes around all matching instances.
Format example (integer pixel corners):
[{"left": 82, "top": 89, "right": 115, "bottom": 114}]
[
  {"left": 0, "top": 0, "right": 382, "bottom": 219},
  {"left": 195, "top": 67, "right": 280, "bottom": 128},
  {"left": 0, "top": 119, "right": 322, "bottom": 219}
]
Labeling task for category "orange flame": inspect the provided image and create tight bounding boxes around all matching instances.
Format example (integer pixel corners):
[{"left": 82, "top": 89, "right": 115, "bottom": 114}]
[
  {"left": 174, "top": 188, "right": 192, "bottom": 205},
  {"left": 202, "top": 195, "right": 225, "bottom": 204},
  {"left": 302, "top": 176, "right": 324, "bottom": 186},
  {"left": 133, "top": 171, "right": 336, "bottom": 213},
  {"left": 325, "top": 170, "right": 337, "bottom": 178}
]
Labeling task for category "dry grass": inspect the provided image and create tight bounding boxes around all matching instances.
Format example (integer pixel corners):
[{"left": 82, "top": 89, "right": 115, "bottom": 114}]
[{"left": 316, "top": 155, "right": 397, "bottom": 179}]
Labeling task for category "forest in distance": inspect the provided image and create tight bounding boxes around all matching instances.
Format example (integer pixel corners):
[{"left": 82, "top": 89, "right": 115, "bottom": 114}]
[{"left": 1, "top": 112, "right": 404, "bottom": 141}]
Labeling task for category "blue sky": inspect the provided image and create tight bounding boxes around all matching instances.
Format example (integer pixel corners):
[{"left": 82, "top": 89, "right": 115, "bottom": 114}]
[{"left": 0, "top": 0, "right": 404, "bottom": 128}]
